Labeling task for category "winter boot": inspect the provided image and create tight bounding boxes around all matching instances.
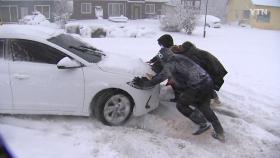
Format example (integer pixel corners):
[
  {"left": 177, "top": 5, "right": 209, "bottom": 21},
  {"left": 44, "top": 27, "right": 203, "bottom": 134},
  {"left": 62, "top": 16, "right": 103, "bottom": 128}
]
[
  {"left": 193, "top": 123, "right": 211, "bottom": 135},
  {"left": 211, "top": 120, "right": 225, "bottom": 142},
  {"left": 212, "top": 132, "right": 225, "bottom": 143},
  {"left": 189, "top": 109, "right": 211, "bottom": 135}
]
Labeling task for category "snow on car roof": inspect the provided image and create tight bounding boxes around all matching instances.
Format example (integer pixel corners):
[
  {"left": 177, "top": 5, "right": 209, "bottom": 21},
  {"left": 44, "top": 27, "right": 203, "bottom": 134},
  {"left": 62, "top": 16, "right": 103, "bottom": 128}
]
[
  {"left": 0, "top": 24, "right": 63, "bottom": 40},
  {"left": 251, "top": 0, "right": 280, "bottom": 7}
]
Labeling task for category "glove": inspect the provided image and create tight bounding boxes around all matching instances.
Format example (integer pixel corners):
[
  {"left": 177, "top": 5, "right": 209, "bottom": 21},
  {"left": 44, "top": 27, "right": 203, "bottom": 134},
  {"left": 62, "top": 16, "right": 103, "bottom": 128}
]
[
  {"left": 132, "top": 77, "right": 142, "bottom": 86},
  {"left": 140, "top": 77, "right": 152, "bottom": 87},
  {"left": 132, "top": 77, "right": 151, "bottom": 88}
]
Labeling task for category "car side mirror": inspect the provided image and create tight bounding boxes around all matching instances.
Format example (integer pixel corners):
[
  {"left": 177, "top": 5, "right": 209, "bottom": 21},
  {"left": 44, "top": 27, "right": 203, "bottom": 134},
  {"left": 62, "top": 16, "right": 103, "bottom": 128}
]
[{"left": 57, "top": 57, "right": 82, "bottom": 69}]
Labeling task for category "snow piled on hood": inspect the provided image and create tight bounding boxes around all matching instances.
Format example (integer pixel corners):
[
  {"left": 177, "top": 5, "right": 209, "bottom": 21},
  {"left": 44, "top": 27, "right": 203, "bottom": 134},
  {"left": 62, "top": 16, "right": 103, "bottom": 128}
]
[{"left": 97, "top": 51, "right": 154, "bottom": 77}]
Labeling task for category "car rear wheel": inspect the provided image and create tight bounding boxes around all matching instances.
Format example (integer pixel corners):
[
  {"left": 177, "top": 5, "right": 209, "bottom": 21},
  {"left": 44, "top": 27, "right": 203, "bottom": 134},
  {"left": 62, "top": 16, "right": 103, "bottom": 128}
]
[{"left": 94, "top": 91, "right": 133, "bottom": 126}]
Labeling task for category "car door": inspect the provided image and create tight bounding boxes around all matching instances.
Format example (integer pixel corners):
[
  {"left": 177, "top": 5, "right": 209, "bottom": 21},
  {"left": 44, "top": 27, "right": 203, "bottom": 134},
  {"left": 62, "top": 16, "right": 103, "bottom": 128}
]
[
  {"left": 8, "top": 39, "right": 85, "bottom": 113},
  {"left": 0, "top": 39, "right": 13, "bottom": 110}
]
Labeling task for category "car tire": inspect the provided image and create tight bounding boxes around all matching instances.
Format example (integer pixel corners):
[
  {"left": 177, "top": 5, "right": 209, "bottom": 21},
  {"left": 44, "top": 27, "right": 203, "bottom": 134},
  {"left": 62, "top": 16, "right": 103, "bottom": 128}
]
[{"left": 94, "top": 90, "right": 133, "bottom": 126}]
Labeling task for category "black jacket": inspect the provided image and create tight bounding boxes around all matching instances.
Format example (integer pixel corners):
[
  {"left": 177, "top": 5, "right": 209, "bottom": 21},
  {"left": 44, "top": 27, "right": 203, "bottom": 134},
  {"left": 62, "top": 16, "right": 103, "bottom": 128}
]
[
  {"left": 146, "top": 48, "right": 213, "bottom": 91},
  {"left": 181, "top": 42, "right": 227, "bottom": 91}
]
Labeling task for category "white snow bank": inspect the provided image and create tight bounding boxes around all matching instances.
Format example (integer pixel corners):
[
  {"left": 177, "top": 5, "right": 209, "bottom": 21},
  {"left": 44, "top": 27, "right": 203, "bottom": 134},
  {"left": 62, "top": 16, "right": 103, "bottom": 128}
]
[
  {"left": 108, "top": 16, "right": 128, "bottom": 23},
  {"left": 197, "top": 15, "right": 221, "bottom": 26},
  {"left": 66, "top": 19, "right": 156, "bottom": 38}
]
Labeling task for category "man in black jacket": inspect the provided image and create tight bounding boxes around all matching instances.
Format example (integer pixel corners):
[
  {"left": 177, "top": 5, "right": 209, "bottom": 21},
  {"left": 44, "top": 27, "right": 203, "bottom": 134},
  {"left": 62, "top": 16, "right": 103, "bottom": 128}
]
[
  {"left": 134, "top": 48, "right": 225, "bottom": 142},
  {"left": 180, "top": 41, "right": 227, "bottom": 92}
]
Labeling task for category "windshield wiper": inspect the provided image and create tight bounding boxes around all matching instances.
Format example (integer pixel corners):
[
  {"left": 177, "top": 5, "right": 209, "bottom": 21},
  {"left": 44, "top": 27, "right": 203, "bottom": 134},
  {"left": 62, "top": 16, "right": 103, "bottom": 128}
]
[
  {"left": 69, "top": 46, "right": 87, "bottom": 52},
  {"left": 69, "top": 46, "right": 105, "bottom": 57},
  {"left": 80, "top": 45, "right": 106, "bottom": 56}
]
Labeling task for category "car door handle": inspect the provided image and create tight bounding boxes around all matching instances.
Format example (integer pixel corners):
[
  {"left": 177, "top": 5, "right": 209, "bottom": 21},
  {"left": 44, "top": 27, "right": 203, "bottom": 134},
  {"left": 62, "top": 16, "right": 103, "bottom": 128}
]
[{"left": 14, "top": 74, "right": 30, "bottom": 80}]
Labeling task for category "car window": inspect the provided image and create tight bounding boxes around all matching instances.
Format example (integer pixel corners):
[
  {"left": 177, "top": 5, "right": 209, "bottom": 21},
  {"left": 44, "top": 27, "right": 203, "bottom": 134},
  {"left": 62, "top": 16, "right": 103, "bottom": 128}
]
[
  {"left": 0, "top": 39, "right": 4, "bottom": 59},
  {"left": 48, "top": 34, "right": 103, "bottom": 63},
  {"left": 10, "top": 39, "right": 67, "bottom": 64}
]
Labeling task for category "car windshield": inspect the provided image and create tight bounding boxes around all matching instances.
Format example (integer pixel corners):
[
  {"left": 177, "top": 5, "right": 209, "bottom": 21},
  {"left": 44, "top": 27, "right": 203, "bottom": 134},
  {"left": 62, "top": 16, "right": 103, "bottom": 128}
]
[{"left": 48, "top": 34, "right": 105, "bottom": 63}]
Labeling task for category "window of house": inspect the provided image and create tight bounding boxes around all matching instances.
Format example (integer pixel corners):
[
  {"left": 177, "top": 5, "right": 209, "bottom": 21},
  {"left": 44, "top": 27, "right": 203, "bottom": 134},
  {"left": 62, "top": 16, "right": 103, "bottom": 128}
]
[
  {"left": 81, "top": 3, "right": 92, "bottom": 14},
  {"left": 10, "top": 39, "right": 66, "bottom": 64},
  {"left": 0, "top": 39, "right": 4, "bottom": 58},
  {"left": 183, "top": 0, "right": 200, "bottom": 8},
  {"left": 257, "top": 11, "right": 270, "bottom": 23},
  {"left": 0, "top": 6, "right": 18, "bottom": 22},
  {"left": 108, "top": 3, "right": 125, "bottom": 17},
  {"left": 186, "top": 1, "right": 193, "bottom": 7},
  {"left": 34, "top": 5, "right": 50, "bottom": 19},
  {"left": 145, "top": 4, "right": 155, "bottom": 14},
  {"left": 20, "top": 7, "right": 28, "bottom": 18},
  {"left": 194, "top": 0, "right": 201, "bottom": 8},
  {"left": 243, "top": 10, "right": 250, "bottom": 19}
]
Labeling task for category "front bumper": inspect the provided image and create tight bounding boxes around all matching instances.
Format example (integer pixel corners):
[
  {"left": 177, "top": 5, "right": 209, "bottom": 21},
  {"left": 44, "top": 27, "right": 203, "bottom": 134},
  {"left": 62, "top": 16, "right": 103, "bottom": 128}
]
[{"left": 128, "top": 84, "right": 160, "bottom": 116}]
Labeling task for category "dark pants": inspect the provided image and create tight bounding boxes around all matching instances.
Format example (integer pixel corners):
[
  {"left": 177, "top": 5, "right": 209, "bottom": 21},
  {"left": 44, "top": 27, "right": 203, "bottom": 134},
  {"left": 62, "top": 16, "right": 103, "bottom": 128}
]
[{"left": 176, "top": 79, "right": 224, "bottom": 134}]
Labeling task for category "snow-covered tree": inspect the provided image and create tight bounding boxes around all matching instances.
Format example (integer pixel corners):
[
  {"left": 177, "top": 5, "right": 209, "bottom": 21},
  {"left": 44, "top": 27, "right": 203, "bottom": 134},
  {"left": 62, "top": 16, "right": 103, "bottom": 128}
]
[
  {"left": 53, "top": 0, "right": 73, "bottom": 28},
  {"left": 160, "top": 0, "right": 199, "bottom": 34}
]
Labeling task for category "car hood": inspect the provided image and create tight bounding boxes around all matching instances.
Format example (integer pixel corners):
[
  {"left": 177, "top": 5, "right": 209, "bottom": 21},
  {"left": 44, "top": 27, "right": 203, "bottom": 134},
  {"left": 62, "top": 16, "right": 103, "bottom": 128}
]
[{"left": 97, "top": 52, "right": 154, "bottom": 77}]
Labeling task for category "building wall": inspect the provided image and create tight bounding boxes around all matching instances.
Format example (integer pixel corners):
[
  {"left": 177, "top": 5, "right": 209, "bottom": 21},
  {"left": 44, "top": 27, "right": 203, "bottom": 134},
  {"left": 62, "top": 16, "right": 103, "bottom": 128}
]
[
  {"left": 72, "top": 0, "right": 96, "bottom": 19},
  {"left": 144, "top": 2, "right": 163, "bottom": 19},
  {"left": 126, "top": 2, "right": 143, "bottom": 19},
  {"left": 71, "top": 0, "right": 164, "bottom": 20},
  {"left": 227, "top": 0, "right": 280, "bottom": 30},
  {"left": 0, "top": 1, "right": 56, "bottom": 22},
  {"left": 226, "top": 0, "right": 253, "bottom": 23},
  {"left": 250, "top": 5, "right": 280, "bottom": 30}
]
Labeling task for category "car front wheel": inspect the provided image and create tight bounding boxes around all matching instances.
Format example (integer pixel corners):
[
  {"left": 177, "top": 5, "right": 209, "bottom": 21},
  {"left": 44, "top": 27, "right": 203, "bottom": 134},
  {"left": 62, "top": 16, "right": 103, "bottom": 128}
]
[{"left": 94, "top": 91, "right": 133, "bottom": 126}]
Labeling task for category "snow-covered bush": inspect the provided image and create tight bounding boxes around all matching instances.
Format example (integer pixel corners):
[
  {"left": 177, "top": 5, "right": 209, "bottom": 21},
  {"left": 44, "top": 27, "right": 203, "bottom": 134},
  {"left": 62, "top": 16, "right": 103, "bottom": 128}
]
[
  {"left": 19, "top": 11, "right": 50, "bottom": 25},
  {"left": 79, "top": 25, "right": 92, "bottom": 37},
  {"left": 65, "top": 24, "right": 80, "bottom": 34},
  {"left": 106, "top": 25, "right": 155, "bottom": 38},
  {"left": 65, "top": 21, "right": 155, "bottom": 38},
  {"left": 161, "top": 0, "right": 198, "bottom": 34},
  {"left": 90, "top": 27, "right": 107, "bottom": 38}
]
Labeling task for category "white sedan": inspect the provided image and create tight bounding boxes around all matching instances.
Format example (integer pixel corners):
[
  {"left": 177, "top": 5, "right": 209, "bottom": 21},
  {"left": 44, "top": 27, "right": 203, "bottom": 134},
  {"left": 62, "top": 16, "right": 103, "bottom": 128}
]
[{"left": 0, "top": 25, "right": 160, "bottom": 125}]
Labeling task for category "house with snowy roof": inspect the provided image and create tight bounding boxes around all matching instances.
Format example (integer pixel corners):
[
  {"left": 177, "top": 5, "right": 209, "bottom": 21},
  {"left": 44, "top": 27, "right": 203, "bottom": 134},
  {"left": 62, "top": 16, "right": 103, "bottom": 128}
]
[
  {"left": 227, "top": 0, "right": 280, "bottom": 30},
  {"left": 71, "top": 0, "right": 170, "bottom": 20},
  {"left": 0, "top": 0, "right": 60, "bottom": 23}
]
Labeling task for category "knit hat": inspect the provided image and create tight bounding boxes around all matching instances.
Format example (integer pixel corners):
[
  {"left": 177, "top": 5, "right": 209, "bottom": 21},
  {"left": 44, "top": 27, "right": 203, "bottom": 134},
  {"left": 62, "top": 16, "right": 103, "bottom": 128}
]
[
  {"left": 157, "top": 48, "right": 173, "bottom": 63},
  {"left": 157, "top": 34, "right": 174, "bottom": 48}
]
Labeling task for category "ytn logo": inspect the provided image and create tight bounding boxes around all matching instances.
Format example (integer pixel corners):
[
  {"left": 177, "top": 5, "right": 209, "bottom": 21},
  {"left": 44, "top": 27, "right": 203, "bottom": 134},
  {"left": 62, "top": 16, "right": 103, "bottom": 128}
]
[{"left": 250, "top": 9, "right": 268, "bottom": 16}]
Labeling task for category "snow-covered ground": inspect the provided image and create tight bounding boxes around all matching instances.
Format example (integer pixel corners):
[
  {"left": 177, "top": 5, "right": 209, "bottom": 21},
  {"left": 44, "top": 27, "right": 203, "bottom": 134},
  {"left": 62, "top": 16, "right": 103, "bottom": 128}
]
[{"left": 1, "top": 20, "right": 280, "bottom": 158}]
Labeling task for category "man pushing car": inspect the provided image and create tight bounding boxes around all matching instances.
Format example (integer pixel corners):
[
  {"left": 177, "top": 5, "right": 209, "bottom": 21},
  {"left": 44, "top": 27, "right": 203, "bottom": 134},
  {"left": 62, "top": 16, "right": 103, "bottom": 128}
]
[{"left": 132, "top": 48, "right": 225, "bottom": 142}]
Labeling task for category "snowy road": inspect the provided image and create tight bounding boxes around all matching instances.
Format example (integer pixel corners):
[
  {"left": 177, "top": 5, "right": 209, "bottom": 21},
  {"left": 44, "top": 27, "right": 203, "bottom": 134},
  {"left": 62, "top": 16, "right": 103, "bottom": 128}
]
[{"left": 0, "top": 20, "right": 280, "bottom": 158}]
